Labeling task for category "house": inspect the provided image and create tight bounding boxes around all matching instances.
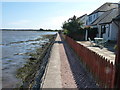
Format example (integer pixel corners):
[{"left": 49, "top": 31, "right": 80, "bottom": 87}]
[
  {"left": 78, "top": 14, "right": 88, "bottom": 40},
  {"left": 113, "top": 15, "right": 120, "bottom": 22},
  {"left": 85, "top": 2, "right": 119, "bottom": 41},
  {"left": 87, "top": 3, "right": 118, "bottom": 25},
  {"left": 91, "top": 8, "right": 119, "bottom": 41},
  {"left": 78, "top": 14, "right": 88, "bottom": 28}
]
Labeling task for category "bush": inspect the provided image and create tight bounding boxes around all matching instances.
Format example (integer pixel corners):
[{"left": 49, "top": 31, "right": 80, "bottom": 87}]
[
  {"left": 62, "top": 15, "right": 85, "bottom": 40},
  {"left": 63, "top": 29, "right": 69, "bottom": 35}
]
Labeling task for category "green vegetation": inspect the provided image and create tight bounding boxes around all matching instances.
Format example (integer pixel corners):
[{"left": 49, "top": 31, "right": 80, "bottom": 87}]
[
  {"left": 8, "top": 60, "right": 13, "bottom": 62},
  {"left": 39, "top": 28, "right": 61, "bottom": 32},
  {"left": 16, "top": 35, "right": 56, "bottom": 88},
  {"left": 2, "top": 29, "right": 60, "bottom": 32},
  {"left": 62, "top": 15, "right": 85, "bottom": 40},
  {"left": 87, "top": 27, "right": 98, "bottom": 40}
]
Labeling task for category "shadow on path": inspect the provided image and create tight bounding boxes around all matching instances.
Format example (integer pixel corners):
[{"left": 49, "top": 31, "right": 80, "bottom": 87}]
[
  {"left": 60, "top": 35, "right": 99, "bottom": 88},
  {"left": 54, "top": 41, "right": 63, "bottom": 44}
]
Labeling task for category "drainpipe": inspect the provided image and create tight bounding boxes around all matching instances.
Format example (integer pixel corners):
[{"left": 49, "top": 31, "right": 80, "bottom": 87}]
[
  {"left": 85, "top": 29, "right": 88, "bottom": 41},
  {"left": 114, "top": 2, "right": 120, "bottom": 88}
]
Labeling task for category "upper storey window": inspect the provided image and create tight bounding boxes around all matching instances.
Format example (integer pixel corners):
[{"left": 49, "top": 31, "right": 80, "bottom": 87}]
[{"left": 89, "top": 16, "right": 92, "bottom": 22}]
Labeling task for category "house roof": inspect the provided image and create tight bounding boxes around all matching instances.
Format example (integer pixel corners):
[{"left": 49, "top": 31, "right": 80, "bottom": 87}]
[
  {"left": 89, "top": 2, "right": 118, "bottom": 15},
  {"left": 99, "top": 8, "right": 119, "bottom": 24},
  {"left": 91, "top": 8, "right": 119, "bottom": 25},
  {"left": 78, "top": 14, "right": 87, "bottom": 19},
  {"left": 113, "top": 15, "right": 120, "bottom": 21}
]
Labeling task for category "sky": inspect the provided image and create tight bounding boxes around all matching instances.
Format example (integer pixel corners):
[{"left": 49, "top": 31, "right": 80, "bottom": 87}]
[{"left": 1, "top": 0, "right": 120, "bottom": 29}]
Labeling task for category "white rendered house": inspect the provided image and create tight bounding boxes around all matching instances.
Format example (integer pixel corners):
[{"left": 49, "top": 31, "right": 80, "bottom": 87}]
[
  {"left": 92, "top": 8, "right": 119, "bottom": 41},
  {"left": 86, "top": 2, "right": 119, "bottom": 41}
]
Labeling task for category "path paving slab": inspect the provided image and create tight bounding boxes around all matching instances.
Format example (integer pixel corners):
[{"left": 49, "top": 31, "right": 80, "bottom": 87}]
[
  {"left": 42, "top": 34, "right": 99, "bottom": 88},
  {"left": 42, "top": 34, "right": 62, "bottom": 88}
]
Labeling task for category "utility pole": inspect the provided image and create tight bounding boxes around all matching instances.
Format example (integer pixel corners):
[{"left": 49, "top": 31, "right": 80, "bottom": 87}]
[{"left": 114, "top": 2, "right": 120, "bottom": 88}]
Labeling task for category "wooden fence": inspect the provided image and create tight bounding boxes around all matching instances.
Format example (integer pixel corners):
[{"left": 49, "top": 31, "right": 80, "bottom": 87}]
[{"left": 62, "top": 34, "right": 115, "bottom": 88}]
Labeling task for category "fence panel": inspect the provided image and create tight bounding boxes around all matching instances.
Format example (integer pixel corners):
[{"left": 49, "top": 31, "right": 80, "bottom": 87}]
[{"left": 64, "top": 35, "right": 115, "bottom": 88}]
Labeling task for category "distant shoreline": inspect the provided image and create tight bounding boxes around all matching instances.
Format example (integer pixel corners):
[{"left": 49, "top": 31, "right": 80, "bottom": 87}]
[{"left": 0, "top": 29, "right": 59, "bottom": 32}]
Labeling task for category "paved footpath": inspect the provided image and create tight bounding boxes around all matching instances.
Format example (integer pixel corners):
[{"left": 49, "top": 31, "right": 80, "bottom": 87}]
[{"left": 42, "top": 33, "right": 99, "bottom": 88}]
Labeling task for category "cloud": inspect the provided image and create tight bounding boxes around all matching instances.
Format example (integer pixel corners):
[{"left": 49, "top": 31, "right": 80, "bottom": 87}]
[
  {"left": 35, "top": 10, "right": 88, "bottom": 29},
  {"left": 1, "top": 0, "right": 89, "bottom": 2},
  {"left": 37, "top": 16, "right": 74, "bottom": 29},
  {"left": 2, "top": 19, "right": 33, "bottom": 29},
  {"left": 10, "top": 20, "right": 31, "bottom": 25},
  {"left": 37, "top": 16, "right": 70, "bottom": 29},
  {"left": 3, "top": 10, "right": 88, "bottom": 29},
  {"left": 49, "top": 16, "right": 69, "bottom": 28},
  {"left": 4, "top": 20, "right": 33, "bottom": 29},
  {"left": 1, "top": 0, "right": 120, "bottom": 3},
  {"left": 37, "top": 10, "right": 88, "bottom": 29}
]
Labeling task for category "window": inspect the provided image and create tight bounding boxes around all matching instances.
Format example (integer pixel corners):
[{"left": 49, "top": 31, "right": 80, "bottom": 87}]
[
  {"left": 89, "top": 16, "right": 92, "bottom": 22},
  {"left": 94, "top": 14, "right": 95, "bottom": 18},
  {"left": 96, "top": 13, "right": 98, "bottom": 18},
  {"left": 101, "top": 25, "right": 106, "bottom": 38},
  {"left": 108, "top": 24, "right": 110, "bottom": 37},
  {"left": 102, "top": 25, "right": 106, "bottom": 34},
  {"left": 91, "top": 16, "right": 92, "bottom": 21},
  {"left": 89, "top": 17, "right": 90, "bottom": 22}
]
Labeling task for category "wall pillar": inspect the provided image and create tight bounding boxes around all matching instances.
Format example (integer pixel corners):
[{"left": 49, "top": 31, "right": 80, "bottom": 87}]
[
  {"left": 114, "top": 21, "right": 120, "bottom": 88},
  {"left": 114, "top": 2, "right": 120, "bottom": 88},
  {"left": 85, "top": 29, "right": 88, "bottom": 40}
]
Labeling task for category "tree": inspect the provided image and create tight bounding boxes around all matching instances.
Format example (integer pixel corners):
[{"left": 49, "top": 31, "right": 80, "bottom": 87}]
[
  {"left": 62, "top": 15, "right": 85, "bottom": 40},
  {"left": 39, "top": 28, "right": 44, "bottom": 31}
]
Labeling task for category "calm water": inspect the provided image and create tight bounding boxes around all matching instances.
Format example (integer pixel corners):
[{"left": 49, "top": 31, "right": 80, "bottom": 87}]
[{"left": 1, "top": 30, "right": 56, "bottom": 88}]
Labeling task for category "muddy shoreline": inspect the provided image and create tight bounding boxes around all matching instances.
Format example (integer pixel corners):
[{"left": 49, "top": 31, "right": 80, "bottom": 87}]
[{"left": 16, "top": 34, "right": 57, "bottom": 88}]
